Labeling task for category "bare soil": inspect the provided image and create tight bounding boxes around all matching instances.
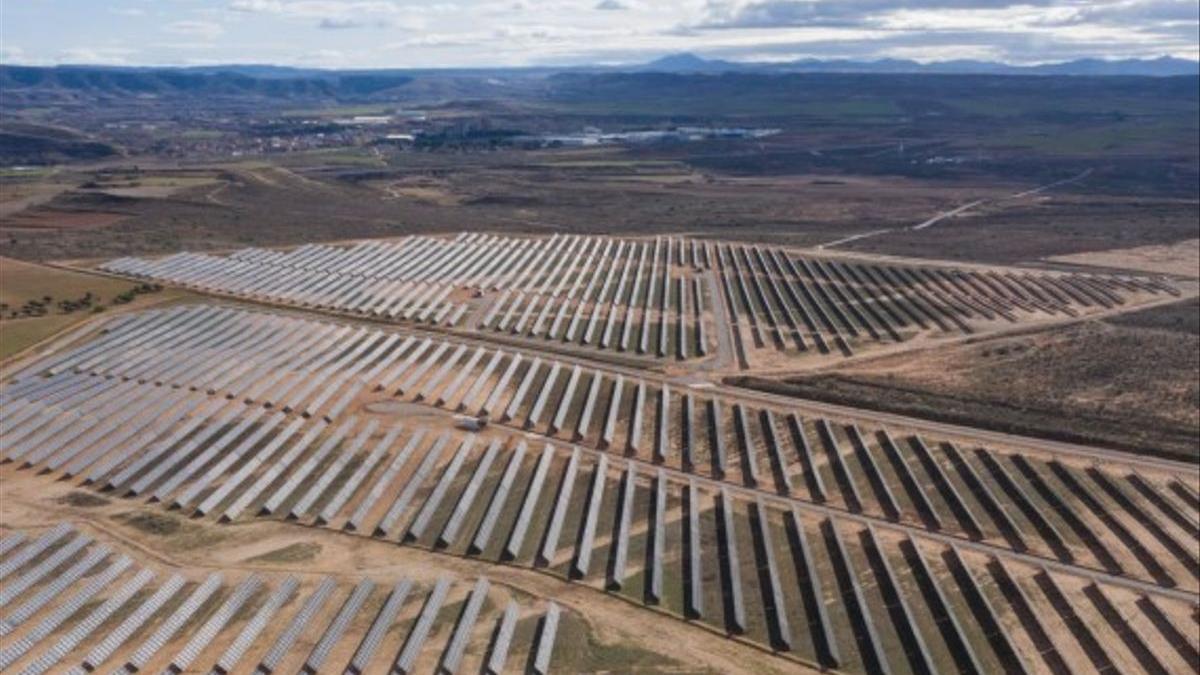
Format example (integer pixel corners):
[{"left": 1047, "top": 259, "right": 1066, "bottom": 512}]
[
  {"left": 844, "top": 194, "right": 1199, "bottom": 264},
  {"left": 1047, "top": 238, "right": 1200, "bottom": 278},
  {"left": 736, "top": 317, "right": 1200, "bottom": 461}
]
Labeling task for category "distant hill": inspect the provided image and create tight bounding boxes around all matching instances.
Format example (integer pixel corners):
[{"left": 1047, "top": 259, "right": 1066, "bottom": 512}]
[
  {"left": 542, "top": 70, "right": 1200, "bottom": 118},
  {"left": 0, "top": 121, "right": 117, "bottom": 164},
  {"left": 2, "top": 58, "right": 1196, "bottom": 108},
  {"left": 0, "top": 65, "right": 414, "bottom": 98},
  {"left": 636, "top": 53, "right": 1200, "bottom": 77}
]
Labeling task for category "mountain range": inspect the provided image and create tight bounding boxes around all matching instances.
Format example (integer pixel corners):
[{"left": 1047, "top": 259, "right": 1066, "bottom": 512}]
[
  {"left": 636, "top": 53, "right": 1200, "bottom": 77},
  {"left": 3, "top": 53, "right": 1197, "bottom": 81}
]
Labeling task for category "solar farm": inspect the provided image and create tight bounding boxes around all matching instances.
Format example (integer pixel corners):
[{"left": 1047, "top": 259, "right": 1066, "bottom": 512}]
[{"left": 2, "top": 232, "right": 1197, "bottom": 674}]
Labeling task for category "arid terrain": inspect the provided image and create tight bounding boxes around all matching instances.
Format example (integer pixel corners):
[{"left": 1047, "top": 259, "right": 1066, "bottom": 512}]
[{"left": 1, "top": 65, "right": 1197, "bottom": 674}]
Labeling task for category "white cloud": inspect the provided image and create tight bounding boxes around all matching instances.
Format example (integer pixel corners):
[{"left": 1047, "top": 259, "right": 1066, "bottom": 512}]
[
  {"left": 229, "top": 0, "right": 285, "bottom": 12},
  {"left": 228, "top": 0, "right": 402, "bottom": 17},
  {"left": 318, "top": 16, "right": 365, "bottom": 28},
  {"left": 165, "top": 20, "right": 226, "bottom": 40},
  {"left": 226, "top": 0, "right": 424, "bottom": 30},
  {"left": 1, "top": 0, "right": 1195, "bottom": 68},
  {"left": 59, "top": 46, "right": 138, "bottom": 64},
  {"left": 0, "top": 44, "right": 28, "bottom": 63},
  {"left": 295, "top": 47, "right": 349, "bottom": 64}
]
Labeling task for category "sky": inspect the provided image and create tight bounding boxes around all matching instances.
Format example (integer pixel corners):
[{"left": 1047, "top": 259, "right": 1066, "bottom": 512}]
[{"left": 1, "top": 0, "right": 1197, "bottom": 69}]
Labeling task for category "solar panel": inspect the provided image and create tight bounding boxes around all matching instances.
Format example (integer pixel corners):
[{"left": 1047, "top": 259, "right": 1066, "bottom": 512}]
[
  {"left": 408, "top": 437, "right": 475, "bottom": 541},
  {"left": 718, "top": 488, "right": 745, "bottom": 634},
  {"left": 538, "top": 447, "right": 579, "bottom": 565},
  {"left": 303, "top": 578, "right": 374, "bottom": 672},
  {"left": 903, "top": 535, "right": 984, "bottom": 674},
  {"left": 221, "top": 420, "right": 328, "bottom": 521},
  {"left": 600, "top": 375, "right": 623, "bottom": 448},
  {"left": 609, "top": 462, "right": 636, "bottom": 590},
  {"left": 345, "top": 428, "right": 423, "bottom": 532},
  {"left": 439, "top": 439, "right": 502, "bottom": 547},
  {"left": 291, "top": 419, "right": 379, "bottom": 519},
  {"left": 501, "top": 357, "right": 542, "bottom": 422},
  {"left": 346, "top": 580, "right": 411, "bottom": 674},
  {"left": 257, "top": 576, "right": 336, "bottom": 672},
  {"left": 0, "top": 546, "right": 110, "bottom": 637},
  {"left": 684, "top": 479, "right": 702, "bottom": 618},
  {"left": 151, "top": 406, "right": 268, "bottom": 503},
  {"left": 173, "top": 412, "right": 287, "bottom": 508},
  {"left": 262, "top": 419, "right": 354, "bottom": 515},
  {"left": 648, "top": 469, "right": 666, "bottom": 604},
  {"left": 751, "top": 498, "right": 792, "bottom": 651},
  {"left": 787, "top": 508, "right": 839, "bottom": 668},
  {"left": 573, "top": 455, "right": 608, "bottom": 579},
  {"left": 480, "top": 354, "right": 522, "bottom": 417},
  {"left": 169, "top": 574, "right": 263, "bottom": 671},
  {"left": 628, "top": 381, "right": 646, "bottom": 453},
  {"left": 211, "top": 576, "right": 298, "bottom": 674},
  {"left": 457, "top": 350, "right": 504, "bottom": 413},
  {"left": 440, "top": 578, "right": 490, "bottom": 674},
  {"left": 0, "top": 523, "right": 74, "bottom": 582},
  {"left": 318, "top": 425, "right": 402, "bottom": 526},
  {"left": 194, "top": 417, "right": 305, "bottom": 517},
  {"left": 375, "top": 433, "right": 449, "bottom": 537},
  {"left": 0, "top": 533, "right": 91, "bottom": 608},
  {"left": 822, "top": 519, "right": 885, "bottom": 671},
  {"left": 76, "top": 573, "right": 185, "bottom": 672},
  {"left": 470, "top": 442, "right": 526, "bottom": 554},
  {"left": 759, "top": 410, "right": 794, "bottom": 496},
  {"left": 549, "top": 365, "right": 582, "bottom": 434},
  {"left": 0, "top": 554, "right": 132, "bottom": 671},
  {"left": 709, "top": 400, "right": 727, "bottom": 477},
  {"left": 392, "top": 578, "right": 451, "bottom": 674},
  {"left": 20, "top": 568, "right": 154, "bottom": 675},
  {"left": 485, "top": 601, "right": 519, "bottom": 675},
  {"left": 106, "top": 397, "right": 226, "bottom": 491},
  {"left": 127, "top": 403, "right": 243, "bottom": 496},
  {"left": 525, "top": 361, "right": 561, "bottom": 428},
  {"left": 124, "top": 572, "right": 223, "bottom": 671},
  {"left": 532, "top": 603, "right": 561, "bottom": 675}
]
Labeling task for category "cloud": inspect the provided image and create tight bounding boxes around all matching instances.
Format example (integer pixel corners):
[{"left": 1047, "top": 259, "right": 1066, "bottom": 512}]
[
  {"left": 228, "top": 0, "right": 400, "bottom": 16},
  {"left": 294, "top": 48, "right": 348, "bottom": 64},
  {"left": 59, "top": 46, "right": 138, "bottom": 64},
  {"left": 229, "top": 0, "right": 285, "bottom": 11},
  {"left": 4, "top": 0, "right": 1196, "bottom": 68},
  {"left": 318, "top": 15, "right": 399, "bottom": 29},
  {"left": 699, "top": 0, "right": 1061, "bottom": 29},
  {"left": 1043, "top": 0, "right": 1199, "bottom": 26},
  {"left": 318, "top": 17, "right": 365, "bottom": 28},
  {"left": 0, "top": 44, "right": 27, "bottom": 63},
  {"left": 691, "top": 27, "right": 1197, "bottom": 63},
  {"left": 228, "top": 0, "right": 418, "bottom": 30},
  {"left": 165, "top": 20, "right": 225, "bottom": 39}
]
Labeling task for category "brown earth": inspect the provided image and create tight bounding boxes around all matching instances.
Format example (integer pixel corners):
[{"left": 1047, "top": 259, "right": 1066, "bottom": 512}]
[
  {"left": 735, "top": 309, "right": 1200, "bottom": 461},
  {"left": 1047, "top": 238, "right": 1200, "bottom": 278},
  {"left": 844, "top": 194, "right": 1199, "bottom": 264},
  {"left": 0, "top": 151, "right": 1125, "bottom": 264}
]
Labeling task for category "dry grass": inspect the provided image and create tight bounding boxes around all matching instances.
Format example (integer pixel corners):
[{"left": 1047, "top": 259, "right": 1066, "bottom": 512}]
[
  {"left": 752, "top": 318, "right": 1200, "bottom": 460},
  {"left": 0, "top": 257, "right": 192, "bottom": 360}
]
